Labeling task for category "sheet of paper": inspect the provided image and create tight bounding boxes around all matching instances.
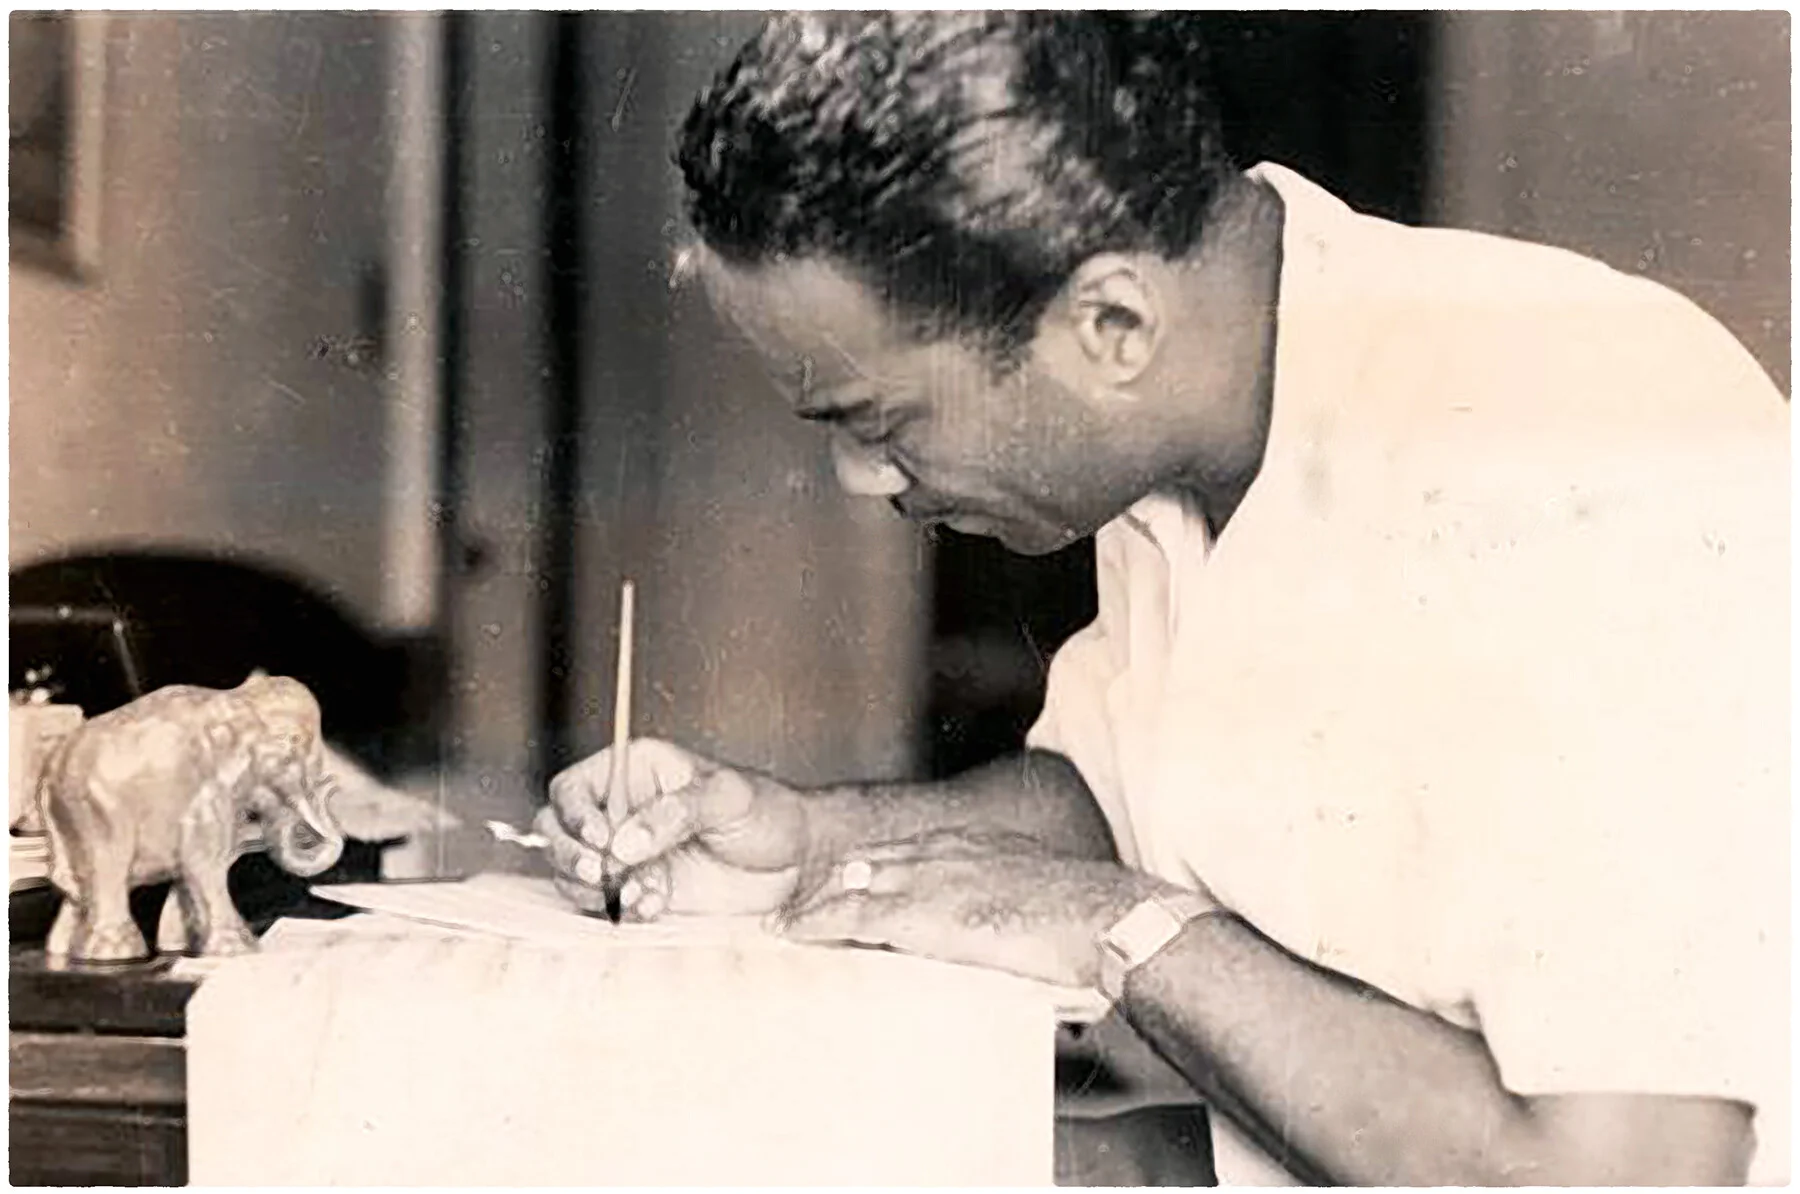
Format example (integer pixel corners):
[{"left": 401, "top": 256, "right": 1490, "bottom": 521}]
[
  {"left": 166, "top": 913, "right": 476, "bottom": 981},
  {"left": 187, "top": 928, "right": 1057, "bottom": 1184},
  {"left": 316, "top": 871, "right": 763, "bottom": 946},
  {"left": 309, "top": 871, "right": 1110, "bottom": 1022}
]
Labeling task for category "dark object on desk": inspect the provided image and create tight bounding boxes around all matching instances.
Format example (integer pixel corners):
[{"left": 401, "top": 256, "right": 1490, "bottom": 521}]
[
  {"left": 40, "top": 677, "right": 346, "bottom": 964},
  {"left": 11, "top": 843, "right": 382, "bottom": 948},
  {"left": 11, "top": 551, "right": 446, "bottom": 776},
  {"left": 9, "top": 604, "right": 145, "bottom": 714}
]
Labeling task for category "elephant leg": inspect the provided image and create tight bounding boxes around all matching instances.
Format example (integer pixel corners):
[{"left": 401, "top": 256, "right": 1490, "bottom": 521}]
[
  {"left": 46, "top": 899, "right": 78, "bottom": 959},
  {"left": 44, "top": 776, "right": 147, "bottom": 964},
  {"left": 68, "top": 842, "right": 149, "bottom": 963},
  {"left": 181, "top": 860, "right": 254, "bottom": 957},
  {"left": 178, "top": 785, "right": 255, "bottom": 957},
  {"left": 154, "top": 885, "right": 196, "bottom": 955}
]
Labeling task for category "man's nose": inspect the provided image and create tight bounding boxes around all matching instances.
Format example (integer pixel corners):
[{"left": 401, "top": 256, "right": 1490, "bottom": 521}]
[{"left": 830, "top": 433, "right": 910, "bottom": 497}]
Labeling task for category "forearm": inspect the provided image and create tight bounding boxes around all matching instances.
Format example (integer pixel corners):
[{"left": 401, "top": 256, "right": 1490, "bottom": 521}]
[
  {"left": 799, "top": 749, "right": 1117, "bottom": 865},
  {"left": 1124, "top": 913, "right": 1567, "bottom": 1186}
]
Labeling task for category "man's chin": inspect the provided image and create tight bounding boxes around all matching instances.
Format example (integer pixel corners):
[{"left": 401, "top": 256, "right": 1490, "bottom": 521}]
[
  {"left": 920, "top": 511, "right": 1082, "bottom": 555},
  {"left": 987, "top": 520, "right": 1082, "bottom": 557}
]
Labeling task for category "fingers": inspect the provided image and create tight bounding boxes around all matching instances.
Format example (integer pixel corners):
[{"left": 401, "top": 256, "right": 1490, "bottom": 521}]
[
  {"left": 783, "top": 829, "right": 1028, "bottom": 917},
  {"left": 777, "top": 890, "right": 893, "bottom": 947},
  {"left": 777, "top": 887, "right": 940, "bottom": 952},
  {"left": 780, "top": 840, "right": 958, "bottom": 920},
  {"left": 779, "top": 854, "right": 912, "bottom": 924},
  {"left": 608, "top": 790, "right": 693, "bottom": 867},
  {"left": 618, "top": 860, "right": 671, "bottom": 923},
  {"left": 785, "top": 850, "right": 847, "bottom": 913},
  {"left": 540, "top": 803, "right": 672, "bottom": 921},
  {"left": 547, "top": 738, "right": 699, "bottom": 851},
  {"left": 547, "top": 759, "right": 613, "bottom": 853},
  {"left": 536, "top": 805, "right": 609, "bottom": 889},
  {"left": 553, "top": 872, "right": 611, "bottom": 918}
]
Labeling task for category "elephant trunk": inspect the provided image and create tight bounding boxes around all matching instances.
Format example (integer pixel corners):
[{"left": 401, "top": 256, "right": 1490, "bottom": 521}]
[{"left": 266, "top": 774, "right": 345, "bottom": 878}]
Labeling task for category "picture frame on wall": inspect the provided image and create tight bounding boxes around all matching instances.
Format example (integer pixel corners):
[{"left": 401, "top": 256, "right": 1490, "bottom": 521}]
[{"left": 10, "top": 11, "right": 107, "bottom": 280}]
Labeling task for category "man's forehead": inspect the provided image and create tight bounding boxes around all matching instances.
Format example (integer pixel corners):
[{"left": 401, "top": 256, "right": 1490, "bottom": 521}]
[
  {"left": 697, "top": 249, "right": 907, "bottom": 371},
  {"left": 700, "top": 248, "right": 871, "bottom": 310}
]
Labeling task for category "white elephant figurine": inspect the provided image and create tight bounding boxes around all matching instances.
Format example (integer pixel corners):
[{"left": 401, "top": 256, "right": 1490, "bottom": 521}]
[{"left": 39, "top": 674, "right": 346, "bottom": 963}]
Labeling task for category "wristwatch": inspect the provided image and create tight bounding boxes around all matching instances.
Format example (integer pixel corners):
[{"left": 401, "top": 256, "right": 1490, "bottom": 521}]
[{"left": 1097, "top": 889, "right": 1222, "bottom": 1004}]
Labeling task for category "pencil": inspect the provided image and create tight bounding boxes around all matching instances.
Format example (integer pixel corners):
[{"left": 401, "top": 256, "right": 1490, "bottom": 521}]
[{"left": 603, "top": 580, "right": 635, "bottom": 922}]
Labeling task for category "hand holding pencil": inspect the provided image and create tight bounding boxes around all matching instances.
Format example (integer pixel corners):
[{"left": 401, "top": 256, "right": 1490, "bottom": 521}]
[{"left": 535, "top": 581, "right": 811, "bottom": 922}]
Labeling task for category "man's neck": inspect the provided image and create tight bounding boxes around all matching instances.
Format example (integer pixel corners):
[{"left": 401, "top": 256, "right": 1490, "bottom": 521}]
[{"left": 1163, "top": 174, "right": 1286, "bottom": 538}]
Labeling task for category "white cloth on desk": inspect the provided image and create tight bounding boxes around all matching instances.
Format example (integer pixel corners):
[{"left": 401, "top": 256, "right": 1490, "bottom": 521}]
[
  {"left": 186, "top": 907, "right": 1059, "bottom": 1185},
  {"left": 1030, "top": 162, "right": 1790, "bottom": 1184}
]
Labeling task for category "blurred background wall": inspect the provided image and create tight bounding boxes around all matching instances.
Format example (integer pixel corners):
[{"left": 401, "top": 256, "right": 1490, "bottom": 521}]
[
  {"left": 556, "top": 14, "right": 927, "bottom": 789},
  {"left": 1433, "top": 10, "right": 1789, "bottom": 392},
  {"left": 10, "top": 12, "right": 1789, "bottom": 829},
  {"left": 11, "top": 14, "right": 397, "bottom": 616},
  {"left": 7, "top": 13, "right": 447, "bottom": 770}
]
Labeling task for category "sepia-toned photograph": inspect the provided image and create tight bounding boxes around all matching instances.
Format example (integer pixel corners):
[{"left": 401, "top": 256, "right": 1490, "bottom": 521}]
[{"left": 8, "top": 10, "right": 1789, "bottom": 1187}]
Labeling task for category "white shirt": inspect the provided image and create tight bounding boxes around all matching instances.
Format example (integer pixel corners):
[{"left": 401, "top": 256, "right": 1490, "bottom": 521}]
[{"left": 1029, "top": 163, "right": 1790, "bottom": 1185}]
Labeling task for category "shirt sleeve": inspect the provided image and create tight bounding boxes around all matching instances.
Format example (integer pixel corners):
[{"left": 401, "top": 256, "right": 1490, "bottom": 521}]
[
  {"left": 1450, "top": 294, "right": 1789, "bottom": 1176},
  {"left": 1025, "top": 533, "right": 1142, "bottom": 869}
]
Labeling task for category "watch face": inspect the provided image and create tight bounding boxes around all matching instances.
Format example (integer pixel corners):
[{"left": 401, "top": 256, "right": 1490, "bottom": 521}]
[
  {"left": 1100, "top": 893, "right": 1216, "bottom": 1000},
  {"left": 1114, "top": 901, "right": 1181, "bottom": 956}
]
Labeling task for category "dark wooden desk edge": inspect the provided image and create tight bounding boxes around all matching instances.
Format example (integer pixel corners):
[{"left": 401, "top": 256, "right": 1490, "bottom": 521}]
[
  {"left": 11, "top": 948, "right": 200, "bottom": 1037},
  {"left": 10, "top": 948, "right": 197, "bottom": 1186}
]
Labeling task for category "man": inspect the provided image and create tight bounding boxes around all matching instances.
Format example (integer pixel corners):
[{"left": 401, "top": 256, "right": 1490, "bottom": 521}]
[{"left": 539, "top": 13, "right": 1788, "bottom": 1185}]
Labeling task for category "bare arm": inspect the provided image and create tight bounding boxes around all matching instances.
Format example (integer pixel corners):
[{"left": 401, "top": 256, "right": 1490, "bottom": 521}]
[
  {"left": 1123, "top": 912, "right": 1756, "bottom": 1186},
  {"left": 797, "top": 748, "right": 1118, "bottom": 867},
  {"left": 779, "top": 833, "right": 1758, "bottom": 1186},
  {"left": 544, "top": 741, "right": 1116, "bottom": 920}
]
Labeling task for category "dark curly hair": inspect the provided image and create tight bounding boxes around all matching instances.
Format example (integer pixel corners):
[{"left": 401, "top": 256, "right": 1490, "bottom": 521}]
[{"left": 675, "top": 12, "right": 1236, "bottom": 367}]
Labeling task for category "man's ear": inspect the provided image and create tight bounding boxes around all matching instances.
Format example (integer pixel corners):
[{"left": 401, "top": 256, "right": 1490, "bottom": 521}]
[{"left": 1066, "top": 254, "right": 1163, "bottom": 383}]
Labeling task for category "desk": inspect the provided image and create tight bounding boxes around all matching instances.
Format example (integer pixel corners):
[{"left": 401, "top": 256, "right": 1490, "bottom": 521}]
[
  {"left": 10, "top": 891, "right": 1212, "bottom": 1186},
  {"left": 7, "top": 859, "right": 363, "bottom": 1187},
  {"left": 10, "top": 946, "right": 194, "bottom": 1185}
]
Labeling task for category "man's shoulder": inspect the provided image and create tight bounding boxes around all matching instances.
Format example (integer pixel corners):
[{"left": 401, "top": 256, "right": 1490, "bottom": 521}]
[
  {"left": 1265, "top": 168, "right": 1780, "bottom": 439},
  {"left": 1288, "top": 216, "right": 1786, "bottom": 573},
  {"left": 1266, "top": 165, "right": 1745, "bottom": 354},
  {"left": 1340, "top": 214, "right": 1721, "bottom": 351},
  {"left": 1329, "top": 214, "right": 1783, "bottom": 447}
]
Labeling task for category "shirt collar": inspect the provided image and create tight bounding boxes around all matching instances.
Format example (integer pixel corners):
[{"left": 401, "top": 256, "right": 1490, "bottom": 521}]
[{"left": 1117, "top": 162, "right": 1363, "bottom": 555}]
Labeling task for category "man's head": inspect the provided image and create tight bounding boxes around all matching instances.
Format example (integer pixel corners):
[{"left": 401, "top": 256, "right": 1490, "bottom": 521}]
[{"left": 676, "top": 13, "right": 1260, "bottom": 553}]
